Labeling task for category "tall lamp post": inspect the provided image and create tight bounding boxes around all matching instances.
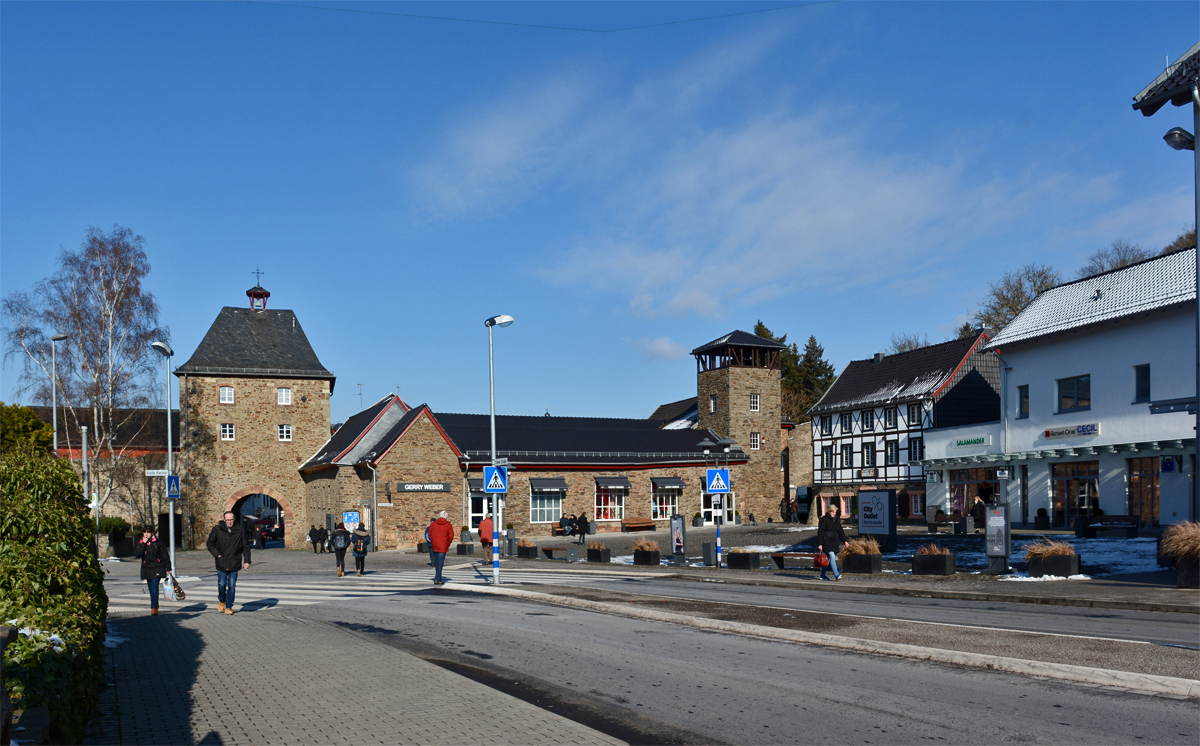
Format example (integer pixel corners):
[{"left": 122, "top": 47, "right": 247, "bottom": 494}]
[
  {"left": 151, "top": 341, "right": 176, "bottom": 569},
  {"left": 485, "top": 314, "right": 514, "bottom": 586},
  {"left": 50, "top": 333, "right": 68, "bottom": 457}
]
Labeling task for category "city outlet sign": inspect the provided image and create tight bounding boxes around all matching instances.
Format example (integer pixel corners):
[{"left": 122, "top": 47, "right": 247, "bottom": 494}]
[{"left": 1044, "top": 423, "right": 1101, "bottom": 440}]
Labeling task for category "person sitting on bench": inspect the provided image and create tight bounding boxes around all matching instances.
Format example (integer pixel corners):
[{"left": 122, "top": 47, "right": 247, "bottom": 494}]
[{"left": 559, "top": 514, "right": 575, "bottom": 536}]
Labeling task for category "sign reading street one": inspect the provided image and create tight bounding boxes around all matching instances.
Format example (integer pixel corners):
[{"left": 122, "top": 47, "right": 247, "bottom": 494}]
[{"left": 1043, "top": 423, "right": 1101, "bottom": 440}]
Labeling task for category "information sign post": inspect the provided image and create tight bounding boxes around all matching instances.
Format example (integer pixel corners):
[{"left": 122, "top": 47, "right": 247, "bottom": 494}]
[
  {"left": 484, "top": 465, "right": 507, "bottom": 585},
  {"left": 985, "top": 504, "right": 1011, "bottom": 574},
  {"left": 706, "top": 469, "right": 729, "bottom": 566},
  {"left": 856, "top": 489, "right": 897, "bottom": 553}
]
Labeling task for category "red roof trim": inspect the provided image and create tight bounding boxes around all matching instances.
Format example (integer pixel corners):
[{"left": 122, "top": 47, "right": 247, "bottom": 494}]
[
  {"left": 372, "top": 406, "right": 462, "bottom": 464},
  {"left": 931, "top": 332, "right": 990, "bottom": 399},
  {"left": 334, "top": 397, "right": 397, "bottom": 462},
  {"left": 462, "top": 459, "right": 748, "bottom": 473}
]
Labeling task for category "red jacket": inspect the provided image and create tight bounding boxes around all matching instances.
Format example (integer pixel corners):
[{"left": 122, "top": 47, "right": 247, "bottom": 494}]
[
  {"left": 478, "top": 517, "right": 494, "bottom": 541},
  {"left": 428, "top": 518, "right": 455, "bottom": 553}
]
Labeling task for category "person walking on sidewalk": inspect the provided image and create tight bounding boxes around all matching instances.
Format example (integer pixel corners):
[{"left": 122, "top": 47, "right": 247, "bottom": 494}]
[
  {"left": 330, "top": 522, "right": 351, "bottom": 577},
  {"left": 206, "top": 511, "right": 251, "bottom": 614},
  {"left": 317, "top": 525, "right": 329, "bottom": 553},
  {"left": 574, "top": 512, "right": 588, "bottom": 545},
  {"left": 350, "top": 522, "right": 372, "bottom": 576},
  {"left": 428, "top": 510, "right": 455, "bottom": 585},
  {"left": 308, "top": 525, "right": 321, "bottom": 553},
  {"left": 817, "top": 505, "right": 849, "bottom": 581},
  {"left": 134, "top": 525, "right": 172, "bottom": 615},
  {"left": 478, "top": 513, "right": 494, "bottom": 560}
]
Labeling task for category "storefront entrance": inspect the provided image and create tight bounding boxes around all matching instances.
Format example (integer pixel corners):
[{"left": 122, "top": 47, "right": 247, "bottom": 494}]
[
  {"left": 702, "top": 492, "right": 736, "bottom": 524},
  {"left": 1051, "top": 461, "right": 1099, "bottom": 528},
  {"left": 1127, "top": 457, "right": 1160, "bottom": 529},
  {"left": 949, "top": 468, "right": 998, "bottom": 516}
]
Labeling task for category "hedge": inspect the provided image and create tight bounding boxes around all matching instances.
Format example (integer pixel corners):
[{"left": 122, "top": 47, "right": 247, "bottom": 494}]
[{"left": 0, "top": 447, "right": 108, "bottom": 744}]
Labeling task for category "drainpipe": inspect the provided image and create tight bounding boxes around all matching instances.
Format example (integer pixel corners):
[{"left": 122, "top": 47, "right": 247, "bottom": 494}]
[{"left": 365, "top": 462, "right": 378, "bottom": 552}]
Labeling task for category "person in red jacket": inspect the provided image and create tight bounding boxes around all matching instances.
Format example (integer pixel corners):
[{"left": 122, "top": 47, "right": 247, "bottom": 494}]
[
  {"left": 478, "top": 513, "right": 494, "bottom": 561},
  {"left": 428, "top": 510, "right": 456, "bottom": 585}
]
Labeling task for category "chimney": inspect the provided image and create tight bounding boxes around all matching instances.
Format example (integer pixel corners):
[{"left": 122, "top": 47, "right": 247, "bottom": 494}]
[{"left": 873, "top": 353, "right": 884, "bottom": 363}]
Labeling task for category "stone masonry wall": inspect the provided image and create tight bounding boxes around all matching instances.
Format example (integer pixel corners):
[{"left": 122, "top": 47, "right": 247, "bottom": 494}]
[{"left": 183, "top": 375, "right": 330, "bottom": 549}]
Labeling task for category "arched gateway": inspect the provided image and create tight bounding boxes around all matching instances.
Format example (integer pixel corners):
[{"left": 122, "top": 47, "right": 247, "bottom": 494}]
[{"left": 225, "top": 486, "right": 294, "bottom": 545}]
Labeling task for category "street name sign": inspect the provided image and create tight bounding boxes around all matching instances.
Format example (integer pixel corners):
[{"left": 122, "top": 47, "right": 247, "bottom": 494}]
[{"left": 145, "top": 469, "right": 169, "bottom": 478}]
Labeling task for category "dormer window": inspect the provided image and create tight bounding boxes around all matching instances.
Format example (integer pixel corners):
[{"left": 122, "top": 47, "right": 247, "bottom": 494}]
[{"left": 220, "top": 386, "right": 234, "bottom": 404}]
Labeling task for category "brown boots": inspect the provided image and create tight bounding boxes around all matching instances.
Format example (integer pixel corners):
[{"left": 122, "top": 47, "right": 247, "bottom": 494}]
[
  {"left": 217, "top": 602, "right": 225, "bottom": 613},
  {"left": 337, "top": 568, "right": 343, "bottom": 577},
  {"left": 150, "top": 608, "right": 158, "bottom": 616}
]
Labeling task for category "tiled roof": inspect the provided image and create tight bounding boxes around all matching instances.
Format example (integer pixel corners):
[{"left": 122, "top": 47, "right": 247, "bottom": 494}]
[
  {"left": 809, "top": 335, "right": 983, "bottom": 414},
  {"left": 176, "top": 307, "right": 335, "bottom": 389},
  {"left": 691, "top": 330, "right": 786, "bottom": 355},
  {"left": 299, "top": 394, "right": 411, "bottom": 470},
  {"left": 649, "top": 397, "right": 697, "bottom": 422},
  {"left": 985, "top": 248, "right": 1196, "bottom": 350},
  {"left": 31, "top": 406, "right": 179, "bottom": 451},
  {"left": 1133, "top": 41, "right": 1200, "bottom": 117}
]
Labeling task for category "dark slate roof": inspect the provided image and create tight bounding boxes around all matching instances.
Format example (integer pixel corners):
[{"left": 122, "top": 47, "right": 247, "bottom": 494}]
[
  {"left": 31, "top": 406, "right": 179, "bottom": 450},
  {"left": 649, "top": 397, "right": 697, "bottom": 421},
  {"left": 691, "top": 330, "right": 787, "bottom": 355},
  {"left": 435, "top": 412, "right": 744, "bottom": 466},
  {"left": 176, "top": 307, "right": 335, "bottom": 389},
  {"left": 1133, "top": 41, "right": 1200, "bottom": 117},
  {"left": 808, "top": 335, "right": 983, "bottom": 414},
  {"left": 299, "top": 394, "right": 411, "bottom": 470}
]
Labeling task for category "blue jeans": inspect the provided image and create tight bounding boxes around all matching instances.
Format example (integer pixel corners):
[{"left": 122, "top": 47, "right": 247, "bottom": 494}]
[
  {"left": 432, "top": 552, "right": 447, "bottom": 582},
  {"left": 216, "top": 570, "right": 239, "bottom": 607},
  {"left": 821, "top": 551, "right": 840, "bottom": 579},
  {"left": 147, "top": 577, "right": 160, "bottom": 608}
]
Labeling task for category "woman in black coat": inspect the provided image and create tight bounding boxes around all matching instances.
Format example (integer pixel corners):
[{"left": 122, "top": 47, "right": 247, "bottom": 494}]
[
  {"left": 816, "top": 505, "right": 849, "bottom": 581},
  {"left": 134, "top": 525, "right": 172, "bottom": 614}
]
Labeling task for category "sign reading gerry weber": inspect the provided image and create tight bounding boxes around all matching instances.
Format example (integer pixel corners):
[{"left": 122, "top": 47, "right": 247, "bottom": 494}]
[{"left": 396, "top": 483, "right": 452, "bottom": 492}]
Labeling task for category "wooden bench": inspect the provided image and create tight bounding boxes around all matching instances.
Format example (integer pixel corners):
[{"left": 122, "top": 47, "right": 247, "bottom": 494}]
[
  {"left": 621, "top": 517, "right": 656, "bottom": 533},
  {"left": 549, "top": 524, "right": 567, "bottom": 537},
  {"left": 769, "top": 552, "right": 821, "bottom": 570},
  {"left": 1077, "top": 515, "right": 1139, "bottom": 539}
]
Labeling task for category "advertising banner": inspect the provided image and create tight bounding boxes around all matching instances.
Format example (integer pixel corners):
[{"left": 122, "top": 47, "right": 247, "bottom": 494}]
[
  {"left": 857, "top": 489, "right": 897, "bottom": 552},
  {"left": 670, "top": 514, "right": 686, "bottom": 557}
]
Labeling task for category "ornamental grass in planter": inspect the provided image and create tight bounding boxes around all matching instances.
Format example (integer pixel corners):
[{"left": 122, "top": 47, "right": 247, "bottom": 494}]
[
  {"left": 838, "top": 537, "right": 882, "bottom": 574},
  {"left": 587, "top": 541, "right": 611, "bottom": 563},
  {"left": 1024, "top": 538, "right": 1080, "bottom": 577},
  {"left": 632, "top": 539, "right": 661, "bottom": 566},
  {"left": 726, "top": 547, "right": 760, "bottom": 570},
  {"left": 516, "top": 537, "right": 538, "bottom": 559},
  {"left": 912, "top": 543, "right": 956, "bottom": 576},
  {"left": 1161, "top": 521, "right": 1200, "bottom": 589}
]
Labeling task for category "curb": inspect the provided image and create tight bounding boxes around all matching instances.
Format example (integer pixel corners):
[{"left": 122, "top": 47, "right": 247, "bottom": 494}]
[{"left": 448, "top": 583, "right": 1200, "bottom": 700}]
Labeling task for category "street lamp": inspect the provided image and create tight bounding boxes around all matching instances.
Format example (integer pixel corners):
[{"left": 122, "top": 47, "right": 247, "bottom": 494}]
[
  {"left": 485, "top": 314, "right": 514, "bottom": 586},
  {"left": 50, "top": 333, "right": 67, "bottom": 457},
  {"left": 1163, "top": 126, "right": 1196, "bottom": 151},
  {"left": 151, "top": 341, "right": 176, "bottom": 569}
]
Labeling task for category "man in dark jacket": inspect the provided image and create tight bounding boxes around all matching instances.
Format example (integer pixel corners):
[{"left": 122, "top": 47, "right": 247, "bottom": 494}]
[
  {"left": 317, "top": 525, "right": 329, "bottom": 553},
  {"left": 428, "top": 510, "right": 456, "bottom": 585},
  {"left": 206, "top": 511, "right": 251, "bottom": 614},
  {"left": 308, "top": 525, "right": 321, "bottom": 553}
]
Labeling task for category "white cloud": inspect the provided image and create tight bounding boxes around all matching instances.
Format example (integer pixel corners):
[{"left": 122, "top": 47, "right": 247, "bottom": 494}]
[{"left": 634, "top": 335, "right": 689, "bottom": 361}]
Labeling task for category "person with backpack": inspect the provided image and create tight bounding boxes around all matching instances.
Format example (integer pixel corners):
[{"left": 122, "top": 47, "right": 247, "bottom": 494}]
[
  {"left": 329, "top": 522, "right": 352, "bottom": 577},
  {"left": 350, "top": 522, "right": 372, "bottom": 576}
]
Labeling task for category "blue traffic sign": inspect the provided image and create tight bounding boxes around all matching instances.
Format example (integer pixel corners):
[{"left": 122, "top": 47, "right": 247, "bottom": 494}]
[
  {"left": 167, "top": 475, "right": 180, "bottom": 499},
  {"left": 706, "top": 468, "right": 730, "bottom": 494},
  {"left": 483, "top": 465, "right": 508, "bottom": 493}
]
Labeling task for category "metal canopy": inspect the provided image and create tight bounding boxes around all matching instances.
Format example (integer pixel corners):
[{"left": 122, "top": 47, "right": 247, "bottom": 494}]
[
  {"left": 529, "top": 477, "right": 569, "bottom": 492},
  {"left": 651, "top": 476, "right": 686, "bottom": 489},
  {"left": 594, "top": 476, "right": 633, "bottom": 490},
  {"left": 915, "top": 438, "right": 1196, "bottom": 467}
]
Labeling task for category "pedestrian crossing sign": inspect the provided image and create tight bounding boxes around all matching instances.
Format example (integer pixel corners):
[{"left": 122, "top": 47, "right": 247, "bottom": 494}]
[
  {"left": 484, "top": 465, "right": 508, "bottom": 493},
  {"left": 167, "top": 475, "right": 180, "bottom": 500},
  {"left": 706, "top": 468, "right": 730, "bottom": 494}
]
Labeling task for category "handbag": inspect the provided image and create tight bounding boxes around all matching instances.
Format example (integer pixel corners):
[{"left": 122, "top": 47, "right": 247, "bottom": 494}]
[
  {"left": 814, "top": 552, "right": 830, "bottom": 569},
  {"left": 167, "top": 573, "right": 185, "bottom": 601}
]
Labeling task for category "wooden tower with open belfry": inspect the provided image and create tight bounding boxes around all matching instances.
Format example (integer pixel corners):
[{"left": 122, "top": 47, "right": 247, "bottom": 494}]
[
  {"left": 175, "top": 283, "right": 335, "bottom": 549},
  {"left": 692, "top": 331, "right": 786, "bottom": 523}
]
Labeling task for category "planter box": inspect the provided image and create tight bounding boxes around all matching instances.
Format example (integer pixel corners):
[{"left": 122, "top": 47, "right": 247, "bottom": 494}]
[
  {"left": 841, "top": 553, "right": 882, "bottom": 574},
  {"left": 692, "top": 517, "right": 705, "bottom": 528},
  {"left": 416, "top": 543, "right": 429, "bottom": 554},
  {"left": 726, "top": 552, "right": 760, "bottom": 570},
  {"left": 587, "top": 548, "right": 611, "bottom": 563},
  {"left": 912, "top": 553, "right": 956, "bottom": 576},
  {"left": 456, "top": 543, "right": 474, "bottom": 555},
  {"left": 516, "top": 545, "right": 538, "bottom": 559},
  {"left": 1028, "top": 554, "right": 1081, "bottom": 578},
  {"left": 460, "top": 531, "right": 472, "bottom": 543},
  {"left": 633, "top": 550, "right": 661, "bottom": 566},
  {"left": 1175, "top": 557, "right": 1199, "bottom": 589}
]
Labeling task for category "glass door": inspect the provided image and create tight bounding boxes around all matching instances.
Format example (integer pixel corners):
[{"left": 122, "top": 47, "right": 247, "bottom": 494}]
[
  {"left": 702, "top": 492, "right": 715, "bottom": 524},
  {"left": 1127, "top": 457, "right": 1160, "bottom": 529}
]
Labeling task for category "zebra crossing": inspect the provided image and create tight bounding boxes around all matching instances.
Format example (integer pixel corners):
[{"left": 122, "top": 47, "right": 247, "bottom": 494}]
[{"left": 104, "top": 563, "right": 640, "bottom": 613}]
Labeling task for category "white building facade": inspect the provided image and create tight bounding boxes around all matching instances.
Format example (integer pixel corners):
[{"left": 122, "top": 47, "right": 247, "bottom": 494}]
[{"left": 919, "top": 249, "right": 1197, "bottom": 528}]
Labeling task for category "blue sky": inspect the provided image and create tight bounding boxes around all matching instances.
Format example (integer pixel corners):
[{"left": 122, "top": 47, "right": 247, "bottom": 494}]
[{"left": 2, "top": 1, "right": 1197, "bottom": 424}]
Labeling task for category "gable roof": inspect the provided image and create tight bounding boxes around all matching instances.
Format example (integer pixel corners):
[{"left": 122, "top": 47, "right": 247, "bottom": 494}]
[
  {"left": 809, "top": 335, "right": 985, "bottom": 414},
  {"left": 176, "top": 306, "right": 335, "bottom": 389},
  {"left": 299, "top": 394, "right": 412, "bottom": 470},
  {"left": 985, "top": 248, "right": 1196, "bottom": 351},
  {"left": 649, "top": 396, "right": 698, "bottom": 422},
  {"left": 691, "top": 330, "right": 787, "bottom": 355}
]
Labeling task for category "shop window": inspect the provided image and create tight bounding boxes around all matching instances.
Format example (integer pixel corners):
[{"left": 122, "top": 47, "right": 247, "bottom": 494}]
[
  {"left": 822, "top": 446, "right": 834, "bottom": 469},
  {"left": 1127, "top": 457, "right": 1159, "bottom": 528},
  {"left": 1134, "top": 365, "right": 1150, "bottom": 403},
  {"left": 840, "top": 413, "right": 853, "bottom": 433},
  {"left": 907, "top": 403, "right": 921, "bottom": 427},
  {"left": 819, "top": 416, "right": 832, "bottom": 436},
  {"left": 885, "top": 441, "right": 899, "bottom": 465},
  {"left": 1017, "top": 385, "right": 1029, "bottom": 419},
  {"left": 530, "top": 489, "right": 563, "bottom": 524},
  {"left": 1051, "top": 461, "right": 1099, "bottom": 528},
  {"left": 861, "top": 444, "right": 875, "bottom": 468},
  {"left": 1057, "top": 375, "right": 1090, "bottom": 412},
  {"left": 277, "top": 424, "right": 292, "bottom": 442},
  {"left": 750, "top": 432, "right": 761, "bottom": 450},
  {"left": 909, "top": 438, "right": 924, "bottom": 462},
  {"left": 884, "top": 408, "right": 897, "bottom": 429},
  {"left": 949, "top": 467, "right": 999, "bottom": 516},
  {"left": 220, "top": 423, "right": 235, "bottom": 441},
  {"left": 277, "top": 387, "right": 292, "bottom": 405},
  {"left": 595, "top": 486, "right": 625, "bottom": 521},
  {"left": 220, "top": 386, "right": 234, "bottom": 404},
  {"left": 750, "top": 393, "right": 760, "bottom": 412},
  {"left": 861, "top": 410, "right": 875, "bottom": 431},
  {"left": 651, "top": 486, "right": 680, "bottom": 520},
  {"left": 841, "top": 444, "right": 853, "bottom": 469}
]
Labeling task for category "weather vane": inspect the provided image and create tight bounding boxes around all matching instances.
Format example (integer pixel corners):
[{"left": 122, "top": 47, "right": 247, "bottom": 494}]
[{"left": 252, "top": 266, "right": 264, "bottom": 285}]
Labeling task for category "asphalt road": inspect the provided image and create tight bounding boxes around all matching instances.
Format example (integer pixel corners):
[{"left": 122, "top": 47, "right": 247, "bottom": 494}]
[{"left": 292, "top": 589, "right": 1198, "bottom": 746}]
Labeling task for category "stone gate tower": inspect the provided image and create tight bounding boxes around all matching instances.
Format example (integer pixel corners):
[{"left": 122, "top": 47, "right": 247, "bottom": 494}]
[
  {"left": 175, "top": 285, "right": 335, "bottom": 549},
  {"left": 692, "top": 331, "right": 785, "bottom": 522}
]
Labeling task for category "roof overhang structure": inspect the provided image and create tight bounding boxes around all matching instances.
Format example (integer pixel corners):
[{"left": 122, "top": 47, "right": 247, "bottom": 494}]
[
  {"left": 1132, "top": 41, "right": 1200, "bottom": 117},
  {"left": 915, "top": 438, "right": 1196, "bottom": 468}
]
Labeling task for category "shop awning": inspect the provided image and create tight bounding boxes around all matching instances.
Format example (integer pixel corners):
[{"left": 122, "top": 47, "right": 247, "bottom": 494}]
[
  {"left": 904, "top": 487, "right": 926, "bottom": 494},
  {"left": 530, "top": 477, "right": 569, "bottom": 492},
  {"left": 651, "top": 476, "right": 686, "bottom": 489},
  {"left": 595, "top": 476, "right": 632, "bottom": 490},
  {"left": 468, "top": 479, "right": 483, "bottom": 492}
]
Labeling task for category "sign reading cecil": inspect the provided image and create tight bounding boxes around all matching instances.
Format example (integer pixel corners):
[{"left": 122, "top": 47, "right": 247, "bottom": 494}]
[
  {"left": 856, "top": 489, "right": 897, "bottom": 552},
  {"left": 1044, "top": 423, "right": 1101, "bottom": 440}
]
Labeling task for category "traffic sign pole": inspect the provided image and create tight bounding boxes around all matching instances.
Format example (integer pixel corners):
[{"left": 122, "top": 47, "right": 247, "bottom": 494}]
[
  {"left": 706, "top": 468, "right": 730, "bottom": 567},
  {"left": 484, "top": 465, "right": 507, "bottom": 585}
]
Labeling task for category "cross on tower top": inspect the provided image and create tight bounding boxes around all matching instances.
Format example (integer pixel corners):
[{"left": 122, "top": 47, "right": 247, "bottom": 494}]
[{"left": 252, "top": 266, "right": 265, "bottom": 284}]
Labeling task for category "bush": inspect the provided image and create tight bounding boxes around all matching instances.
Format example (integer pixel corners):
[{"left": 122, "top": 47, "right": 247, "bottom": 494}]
[
  {"left": 516, "top": 538, "right": 536, "bottom": 548},
  {"left": 97, "top": 516, "right": 130, "bottom": 539},
  {"left": 587, "top": 542, "right": 605, "bottom": 550},
  {"left": 728, "top": 547, "right": 752, "bottom": 554},
  {"left": 632, "top": 539, "right": 660, "bottom": 552},
  {"left": 1023, "top": 538, "right": 1075, "bottom": 562},
  {"left": 505, "top": 523, "right": 514, "bottom": 530},
  {"left": 1161, "top": 521, "right": 1200, "bottom": 560},
  {"left": 916, "top": 543, "right": 950, "bottom": 556},
  {"left": 0, "top": 447, "right": 108, "bottom": 744},
  {"left": 838, "top": 537, "right": 880, "bottom": 561}
]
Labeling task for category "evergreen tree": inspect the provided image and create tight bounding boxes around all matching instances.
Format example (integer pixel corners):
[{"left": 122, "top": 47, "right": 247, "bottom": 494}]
[
  {"left": 0, "top": 402, "right": 53, "bottom": 454},
  {"left": 754, "top": 321, "right": 806, "bottom": 423},
  {"left": 796, "top": 335, "right": 836, "bottom": 417},
  {"left": 955, "top": 322, "right": 976, "bottom": 340}
]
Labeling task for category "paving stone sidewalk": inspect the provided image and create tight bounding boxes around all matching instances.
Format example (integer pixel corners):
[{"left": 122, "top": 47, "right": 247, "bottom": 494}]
[{"left": 84, "top": 608, "right": 625, "bottom": 746}]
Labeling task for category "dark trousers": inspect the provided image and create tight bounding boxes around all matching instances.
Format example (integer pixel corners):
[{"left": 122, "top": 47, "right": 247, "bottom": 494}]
[
  {"left": 147, "top": 577, "right": 160, "bottom": 609},
  {"left": 334, "top": 549, "right": 347, "bottom": 573},
  {"left": 354, "top": 555, "right": 365, "bottom": 574},
  {"left": 311, "top": 540, "right": 320, "bottom": 553},
  {"left": 319, "top": 542, "right": 326, "bottom": 553},
  {"left": 432, "top": 551, "right": 447, "bottom": 582}
]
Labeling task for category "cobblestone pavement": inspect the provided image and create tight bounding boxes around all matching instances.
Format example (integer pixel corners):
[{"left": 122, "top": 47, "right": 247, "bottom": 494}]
[{"left": 84, "top": 608, "right": 625, "bottom": 745}]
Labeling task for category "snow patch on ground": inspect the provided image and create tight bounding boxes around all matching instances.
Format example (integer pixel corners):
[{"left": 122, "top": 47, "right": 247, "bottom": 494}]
[{"left": 999, "top": 573, "right": 1092, "bottom": 582}]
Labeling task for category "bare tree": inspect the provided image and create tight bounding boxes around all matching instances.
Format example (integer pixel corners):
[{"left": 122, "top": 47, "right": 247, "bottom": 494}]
[
  {"left": 973, "top": 263, "right": 1061, "bottom": 333},
  {"left": 1162, "top": 225, "right": 1196, "bottom": 255},
  {"left": 887, "top": 332, "right": 929, "bottom": 355},
  {"left": 1077, "top": 239, "right": 1151, "bottom": 279},
  {"left": 3, "top": 225, "right": 168, "bottom": 513}
]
